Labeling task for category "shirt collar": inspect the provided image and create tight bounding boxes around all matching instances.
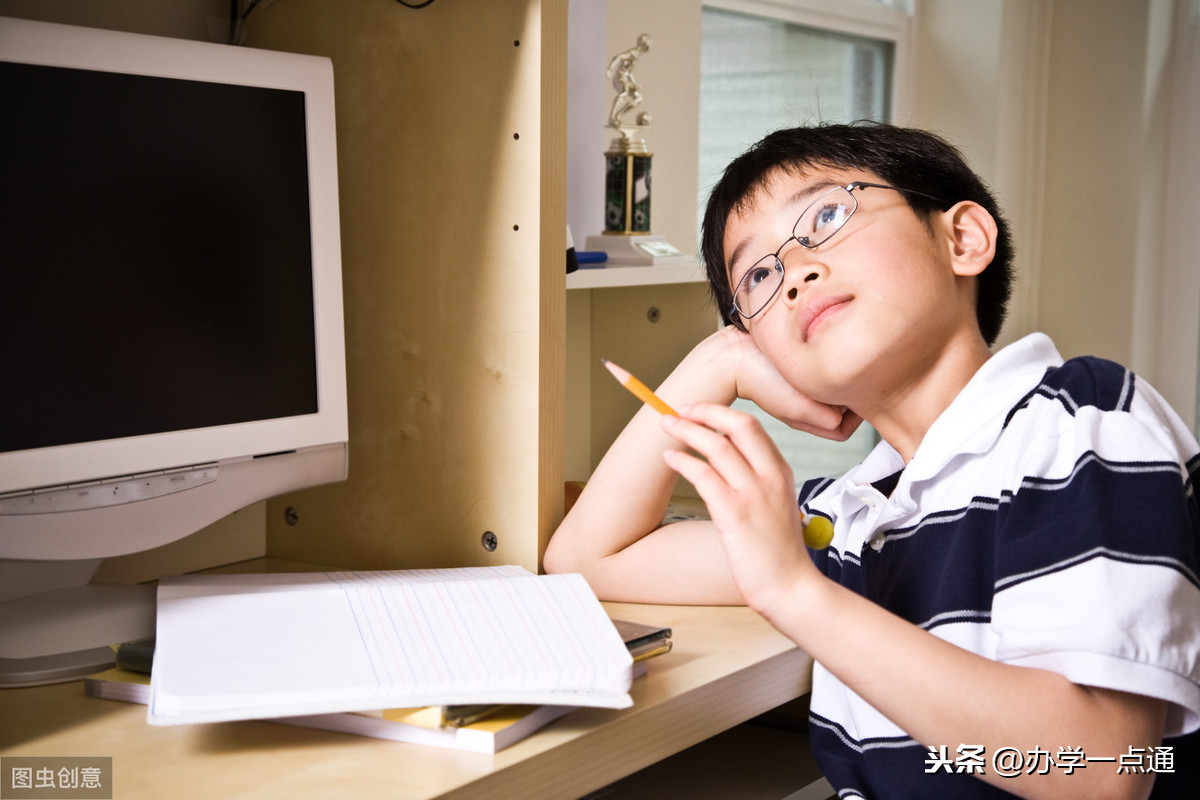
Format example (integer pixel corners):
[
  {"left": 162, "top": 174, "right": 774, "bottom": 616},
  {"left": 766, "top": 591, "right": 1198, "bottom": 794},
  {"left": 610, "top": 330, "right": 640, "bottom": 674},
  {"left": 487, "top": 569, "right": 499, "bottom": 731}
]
[
  {"left": 836, "top": 333, "right": 1062, "bottom": 493},
  {"left": 905, "top": 332, "right": 1063, "bottom": 482}
]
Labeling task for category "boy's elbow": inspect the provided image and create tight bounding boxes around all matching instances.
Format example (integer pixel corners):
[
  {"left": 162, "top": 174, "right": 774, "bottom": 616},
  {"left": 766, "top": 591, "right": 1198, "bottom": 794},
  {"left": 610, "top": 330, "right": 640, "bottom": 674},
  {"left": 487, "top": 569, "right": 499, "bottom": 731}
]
[
  {"left": 542, "top": 529, "right": 587, "bottom": 575},
  {"left": 543, "top": 509, "right": 605, "bottom": 576},
  {"left": 541, "top": 537, "right": 571, "bottom": 574}
]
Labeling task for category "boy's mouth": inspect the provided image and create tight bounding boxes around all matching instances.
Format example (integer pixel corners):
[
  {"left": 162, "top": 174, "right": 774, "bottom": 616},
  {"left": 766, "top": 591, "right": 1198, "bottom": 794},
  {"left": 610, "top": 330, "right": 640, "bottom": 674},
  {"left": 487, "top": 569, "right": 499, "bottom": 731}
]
[{"left": 800, "top": 294, "right": 852, "bottom": 341}]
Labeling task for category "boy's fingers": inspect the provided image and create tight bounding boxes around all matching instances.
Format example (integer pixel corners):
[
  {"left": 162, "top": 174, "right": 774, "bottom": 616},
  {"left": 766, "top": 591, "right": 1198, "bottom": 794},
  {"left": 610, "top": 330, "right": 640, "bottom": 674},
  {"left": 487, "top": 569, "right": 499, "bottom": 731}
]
[
  {"left": 682, "top": 403, "right": 784, "bottom": 465},
  {"left": 665, "top": 403, "right": 787, "bottom": 485},
  {"left": 660, "top": 413, "right": 756, "bottom": 489},
  {"left": 662, "top": 448, "right": 734, "bottom": 504}
]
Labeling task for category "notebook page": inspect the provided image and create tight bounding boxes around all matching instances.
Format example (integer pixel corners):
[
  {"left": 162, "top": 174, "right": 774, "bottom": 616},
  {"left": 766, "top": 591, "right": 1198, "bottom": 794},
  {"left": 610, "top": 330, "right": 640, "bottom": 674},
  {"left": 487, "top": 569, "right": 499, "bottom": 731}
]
[{"left": 148, "top": 568, "right": 632, "bottom": 725}]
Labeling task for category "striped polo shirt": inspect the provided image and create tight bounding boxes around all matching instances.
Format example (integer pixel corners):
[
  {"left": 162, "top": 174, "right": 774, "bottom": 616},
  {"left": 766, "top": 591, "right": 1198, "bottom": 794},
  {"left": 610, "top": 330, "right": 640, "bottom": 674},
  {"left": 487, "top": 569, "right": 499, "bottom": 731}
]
[{"left": 799, "top": 333, "right": 1200, "bottom": 799}]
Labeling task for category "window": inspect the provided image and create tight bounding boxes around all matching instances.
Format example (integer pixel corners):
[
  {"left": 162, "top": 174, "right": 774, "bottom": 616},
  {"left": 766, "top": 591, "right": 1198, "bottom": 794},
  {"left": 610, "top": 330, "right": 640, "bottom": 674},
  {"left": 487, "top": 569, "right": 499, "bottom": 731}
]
[
  {"left": 698, "top": 9, "right": 893, "bottom": 212},
  {"left": 698, "top": 0, "right": 911, "bottom": 485}
]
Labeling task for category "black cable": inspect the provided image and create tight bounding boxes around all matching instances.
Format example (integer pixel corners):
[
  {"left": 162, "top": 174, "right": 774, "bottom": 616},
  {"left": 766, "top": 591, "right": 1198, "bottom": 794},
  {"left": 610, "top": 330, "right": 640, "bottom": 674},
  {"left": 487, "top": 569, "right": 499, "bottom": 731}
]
[
  {"left": 228, "top": 0, "right": 269, "bottom": 46},
  {"left": 228, "top": 0, "right": 240, "bottom": 44},
  {"left": 225, "top": 0, "right": 271, "bottom": 45},
  {"left": 241, "top": 0, "right": 266, "bottom": 22},
  {"left": 230, "top": 0, "right": 434, "bottom": 44}
]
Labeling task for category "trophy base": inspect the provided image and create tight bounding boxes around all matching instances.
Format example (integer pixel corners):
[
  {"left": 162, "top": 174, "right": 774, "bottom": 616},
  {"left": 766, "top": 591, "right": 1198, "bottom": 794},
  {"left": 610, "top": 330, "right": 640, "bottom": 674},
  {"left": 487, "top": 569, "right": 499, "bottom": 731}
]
[{"left": 585, "top": 234, "right": 692, "bottom": 266}]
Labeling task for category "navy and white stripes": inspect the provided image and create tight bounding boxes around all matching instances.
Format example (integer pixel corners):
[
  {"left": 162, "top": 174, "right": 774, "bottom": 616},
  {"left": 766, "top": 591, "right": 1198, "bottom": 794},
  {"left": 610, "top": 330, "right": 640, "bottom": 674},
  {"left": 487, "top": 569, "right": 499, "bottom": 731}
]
[{"left": 797, "top": 333, "right": 1200, "bottom": 799}]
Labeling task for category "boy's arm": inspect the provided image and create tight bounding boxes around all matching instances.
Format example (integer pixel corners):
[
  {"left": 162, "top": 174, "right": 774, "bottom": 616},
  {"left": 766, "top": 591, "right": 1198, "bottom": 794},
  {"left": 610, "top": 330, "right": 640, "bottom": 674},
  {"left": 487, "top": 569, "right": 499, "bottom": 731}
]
[
  {"left": 542, "top": 326, "right": 857, "bottom": 604},
  {"left": 788, "top": 577, "right": 1165, "bottom": 800},
  {"left": 664, "top": 402, "right": 1165, "bottom": 800}
]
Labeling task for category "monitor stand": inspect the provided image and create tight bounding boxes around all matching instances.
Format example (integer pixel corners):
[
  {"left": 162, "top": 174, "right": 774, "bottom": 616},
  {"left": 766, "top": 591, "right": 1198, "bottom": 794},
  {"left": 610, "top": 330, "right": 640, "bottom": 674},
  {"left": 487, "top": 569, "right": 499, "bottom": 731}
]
[{"left": 0, "top": 559, "right": 156, "bottom": 687}]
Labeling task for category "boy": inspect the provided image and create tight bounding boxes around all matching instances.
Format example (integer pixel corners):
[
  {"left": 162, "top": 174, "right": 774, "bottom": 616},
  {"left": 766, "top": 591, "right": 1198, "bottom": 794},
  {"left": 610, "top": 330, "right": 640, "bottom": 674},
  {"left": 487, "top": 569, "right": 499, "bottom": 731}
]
[{"left": 544, "top": 123, "right": 1200, "bottom": 799}]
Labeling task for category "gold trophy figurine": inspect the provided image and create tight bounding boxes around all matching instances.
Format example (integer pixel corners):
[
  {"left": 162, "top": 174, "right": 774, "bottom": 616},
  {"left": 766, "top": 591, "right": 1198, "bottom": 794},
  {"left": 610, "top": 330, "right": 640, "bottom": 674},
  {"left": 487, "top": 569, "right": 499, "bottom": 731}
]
[
  {"left": 606, "top": 33, "right": 652, "bottom": 152},
  {"left": 588, "top": 33, "right": 688, "bottom": 265}
]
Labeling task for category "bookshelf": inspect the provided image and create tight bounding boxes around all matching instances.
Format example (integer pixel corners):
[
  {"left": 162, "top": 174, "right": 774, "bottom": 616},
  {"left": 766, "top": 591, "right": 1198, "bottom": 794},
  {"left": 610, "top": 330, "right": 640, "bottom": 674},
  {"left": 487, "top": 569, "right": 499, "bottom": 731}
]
[
  {"left": 243, "top": 0, "right": 721, "bottom": 563},
  {"left": 243, "top": 0, "right": 568, "bottom": 573},
  {"left": 565, "top": 262, "right": 713, "bottom": 485},
  {"left": 562, "top": 1, "right": 717, "bottom": 491},
  {"left": 566, "top": 263, "right": 706, "bottom": 290}
]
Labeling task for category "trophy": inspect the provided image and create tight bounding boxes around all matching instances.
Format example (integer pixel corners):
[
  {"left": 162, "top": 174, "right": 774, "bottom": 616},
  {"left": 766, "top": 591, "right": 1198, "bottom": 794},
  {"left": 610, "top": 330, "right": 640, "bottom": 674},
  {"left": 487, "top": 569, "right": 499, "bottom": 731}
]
[{"left": 585, "top": 34, "right": 688, "bottom": 266}]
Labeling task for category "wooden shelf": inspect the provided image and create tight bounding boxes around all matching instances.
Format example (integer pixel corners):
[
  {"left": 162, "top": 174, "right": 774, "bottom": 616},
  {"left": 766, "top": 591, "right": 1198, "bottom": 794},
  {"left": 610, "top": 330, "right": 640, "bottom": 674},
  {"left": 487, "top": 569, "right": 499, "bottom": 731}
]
[{"left": 567, "top": 262, "right": 706, "bottom": 290}]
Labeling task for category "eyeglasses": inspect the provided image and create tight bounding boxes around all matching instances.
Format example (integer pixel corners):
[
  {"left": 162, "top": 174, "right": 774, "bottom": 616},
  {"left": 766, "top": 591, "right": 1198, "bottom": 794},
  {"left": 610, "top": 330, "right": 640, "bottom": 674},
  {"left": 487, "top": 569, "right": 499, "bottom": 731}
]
[{"left": 729, "top": 181, "right": 947, "bottom": 323}]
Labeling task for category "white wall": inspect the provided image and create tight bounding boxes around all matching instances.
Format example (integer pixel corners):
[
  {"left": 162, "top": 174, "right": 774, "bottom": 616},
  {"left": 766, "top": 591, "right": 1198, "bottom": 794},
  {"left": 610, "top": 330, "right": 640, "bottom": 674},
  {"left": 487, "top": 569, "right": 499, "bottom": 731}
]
[
  {"left": 1143, "top": 0, "right": 1200, "bottom": 427},
  {"left": 912, "top": 0, "right": 1199, "bottom": 421}
]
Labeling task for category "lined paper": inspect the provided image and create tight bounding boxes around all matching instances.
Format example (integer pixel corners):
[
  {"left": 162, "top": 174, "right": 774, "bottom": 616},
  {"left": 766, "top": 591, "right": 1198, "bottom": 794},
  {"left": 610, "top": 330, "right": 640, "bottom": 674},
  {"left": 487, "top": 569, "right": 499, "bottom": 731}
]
[{"left": 148, "top": 567, "right": 633, "bottom": 726}]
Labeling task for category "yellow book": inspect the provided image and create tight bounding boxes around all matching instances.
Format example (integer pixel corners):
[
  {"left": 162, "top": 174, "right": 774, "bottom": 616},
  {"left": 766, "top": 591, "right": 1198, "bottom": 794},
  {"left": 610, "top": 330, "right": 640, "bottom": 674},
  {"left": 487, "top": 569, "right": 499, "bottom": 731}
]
[{"left": 84, "top": 668, "right": 571, "bottom": 754}]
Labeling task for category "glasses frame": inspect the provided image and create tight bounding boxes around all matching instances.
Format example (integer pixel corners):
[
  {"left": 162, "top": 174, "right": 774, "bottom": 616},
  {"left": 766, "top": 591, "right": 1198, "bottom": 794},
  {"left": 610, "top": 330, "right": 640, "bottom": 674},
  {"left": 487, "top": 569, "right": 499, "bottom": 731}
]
[{"left": 728, "top": 181, "right": 947, "bottom": 324}]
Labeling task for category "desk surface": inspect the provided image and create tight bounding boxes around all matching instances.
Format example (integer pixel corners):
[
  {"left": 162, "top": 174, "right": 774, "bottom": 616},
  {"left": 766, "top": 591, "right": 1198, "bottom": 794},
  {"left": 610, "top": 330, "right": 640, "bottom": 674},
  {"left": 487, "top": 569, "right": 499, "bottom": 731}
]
[{"left": 1, "top": 600, "right": 812, "bottom": 799}]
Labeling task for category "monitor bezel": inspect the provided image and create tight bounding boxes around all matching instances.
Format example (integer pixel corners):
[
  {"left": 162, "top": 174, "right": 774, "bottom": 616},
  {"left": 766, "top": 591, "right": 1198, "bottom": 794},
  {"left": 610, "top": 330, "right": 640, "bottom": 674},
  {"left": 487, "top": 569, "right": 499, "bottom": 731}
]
[{"left": 0, "top": 17, "right": 348, "bottom": 499}]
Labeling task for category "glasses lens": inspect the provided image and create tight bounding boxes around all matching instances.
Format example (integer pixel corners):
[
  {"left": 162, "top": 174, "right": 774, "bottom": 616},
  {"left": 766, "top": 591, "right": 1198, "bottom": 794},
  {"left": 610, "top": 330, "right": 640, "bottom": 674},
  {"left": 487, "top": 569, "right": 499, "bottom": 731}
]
[
  {"left": 733, "top": 256, "right": 784, "bottom": 318},
  {"left": 794, "top": 187, "right": 856, "bottom": 247}
]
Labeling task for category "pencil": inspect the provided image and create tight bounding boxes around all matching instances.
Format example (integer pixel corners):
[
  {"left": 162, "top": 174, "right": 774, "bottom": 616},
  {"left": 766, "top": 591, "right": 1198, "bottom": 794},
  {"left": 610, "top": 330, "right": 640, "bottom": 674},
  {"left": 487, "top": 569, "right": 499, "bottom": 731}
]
[
  {"left": 601, "top": 358, "right": 678, "bottom": 416},
  {"left": 603, "top": 358, "right": 830, "bottom": 551}
]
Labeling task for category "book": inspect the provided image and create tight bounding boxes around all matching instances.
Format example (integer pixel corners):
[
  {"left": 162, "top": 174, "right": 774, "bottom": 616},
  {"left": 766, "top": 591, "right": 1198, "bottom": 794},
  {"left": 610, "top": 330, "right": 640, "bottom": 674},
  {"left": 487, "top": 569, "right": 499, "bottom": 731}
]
[
  {"left": 276, "top": 704, "right": 578, "bottom": 754},
  {"left": 85, "top": 666, "right": 150, "bottom": 704},
  {"left": 86, "top": 620, "right": 668, "bottom": 753},
  {"left": 85, "top": 668, "right": 576, "bottom": 753},
  {"left": 84, "top": 667, "right": 575, "bottom": 753},
  {"left": 613, "top": 619, "right": 672, "bottom": 662},
  {"left": 147, "top": 566, "right": 635, "bottom": 726}
]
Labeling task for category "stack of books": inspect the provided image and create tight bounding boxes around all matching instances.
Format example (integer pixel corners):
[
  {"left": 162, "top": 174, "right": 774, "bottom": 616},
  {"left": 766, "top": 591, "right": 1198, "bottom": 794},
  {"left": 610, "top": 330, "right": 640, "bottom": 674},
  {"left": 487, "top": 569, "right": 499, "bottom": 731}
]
[{"left": 85, "top": 566, "right": 671, "bottom": 753}]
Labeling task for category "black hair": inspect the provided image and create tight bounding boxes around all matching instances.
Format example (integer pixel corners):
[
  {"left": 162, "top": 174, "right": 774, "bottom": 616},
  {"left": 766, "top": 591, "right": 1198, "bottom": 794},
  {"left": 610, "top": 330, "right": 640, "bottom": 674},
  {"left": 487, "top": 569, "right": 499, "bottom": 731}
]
[{"left": 701, "top": 121, "right": 1014, "bottom": 346}]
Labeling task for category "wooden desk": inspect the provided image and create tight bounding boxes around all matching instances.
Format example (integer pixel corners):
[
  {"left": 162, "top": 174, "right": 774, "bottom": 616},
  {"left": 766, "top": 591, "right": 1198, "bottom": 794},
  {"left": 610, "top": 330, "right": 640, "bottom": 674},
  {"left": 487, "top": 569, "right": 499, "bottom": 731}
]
[{"left": 0, "top": 602, "right": 812, "bottom": 799}]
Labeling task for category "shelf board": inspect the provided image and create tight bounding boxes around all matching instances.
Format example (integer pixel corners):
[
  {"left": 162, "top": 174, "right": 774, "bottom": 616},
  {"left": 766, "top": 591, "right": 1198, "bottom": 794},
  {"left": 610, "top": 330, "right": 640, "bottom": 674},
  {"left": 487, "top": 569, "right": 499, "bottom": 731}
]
[{"left": 567, "top": 262, "right": 706, "bottom": 290}]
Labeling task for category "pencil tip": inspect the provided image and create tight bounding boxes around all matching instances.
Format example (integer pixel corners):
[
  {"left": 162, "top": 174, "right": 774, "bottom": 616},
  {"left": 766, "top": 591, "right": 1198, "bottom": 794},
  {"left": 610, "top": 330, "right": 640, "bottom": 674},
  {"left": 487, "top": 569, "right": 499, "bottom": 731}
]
[{"left": 600, "top": 357, "right": 610, "bottom": 365}]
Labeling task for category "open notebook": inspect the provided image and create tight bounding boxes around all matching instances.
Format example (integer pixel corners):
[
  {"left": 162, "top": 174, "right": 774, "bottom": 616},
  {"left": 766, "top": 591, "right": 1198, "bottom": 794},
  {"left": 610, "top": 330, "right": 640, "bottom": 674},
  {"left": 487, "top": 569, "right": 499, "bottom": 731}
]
[{"left": 148, "top": 566, "right": 633, "bottom": 726}]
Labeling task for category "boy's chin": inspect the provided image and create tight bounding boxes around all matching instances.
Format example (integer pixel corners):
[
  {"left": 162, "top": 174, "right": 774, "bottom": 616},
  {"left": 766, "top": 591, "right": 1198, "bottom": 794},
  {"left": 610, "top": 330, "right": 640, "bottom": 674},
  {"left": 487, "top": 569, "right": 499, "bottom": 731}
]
[
  {"left": 791, "top": 379, "right": 850, "bottom": 409},
  {"left": 788, "top": 363, "right": 860, "bottom": 403}
]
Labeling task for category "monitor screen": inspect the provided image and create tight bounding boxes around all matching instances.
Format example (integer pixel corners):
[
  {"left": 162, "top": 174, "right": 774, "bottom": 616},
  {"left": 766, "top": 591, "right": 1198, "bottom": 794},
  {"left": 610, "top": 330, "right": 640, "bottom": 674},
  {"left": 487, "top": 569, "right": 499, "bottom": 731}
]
[
  {"left": 2, "top": 61, "right": 319, "bottom": 454},
  {"left": 0, "top": 16, "right": 349, "bottom": 685}
]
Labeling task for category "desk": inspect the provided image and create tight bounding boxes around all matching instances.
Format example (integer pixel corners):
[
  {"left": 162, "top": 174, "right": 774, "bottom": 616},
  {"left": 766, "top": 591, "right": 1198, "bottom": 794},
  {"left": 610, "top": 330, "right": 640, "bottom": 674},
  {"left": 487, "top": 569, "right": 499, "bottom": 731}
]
[{"left": 0, "top": 602, "right": 812, "bottom": 799}]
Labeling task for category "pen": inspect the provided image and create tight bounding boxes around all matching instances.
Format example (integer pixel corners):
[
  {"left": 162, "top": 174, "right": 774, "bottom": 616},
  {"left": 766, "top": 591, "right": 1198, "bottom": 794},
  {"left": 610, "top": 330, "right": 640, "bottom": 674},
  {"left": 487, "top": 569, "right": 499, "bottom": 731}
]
[{"left": 601, "top": 358, "right": 678, "bottom": 416}]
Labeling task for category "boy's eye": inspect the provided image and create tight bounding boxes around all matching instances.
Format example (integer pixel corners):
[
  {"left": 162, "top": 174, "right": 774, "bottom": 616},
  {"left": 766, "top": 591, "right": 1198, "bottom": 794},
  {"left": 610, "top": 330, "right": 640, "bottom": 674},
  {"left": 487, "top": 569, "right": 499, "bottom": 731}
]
[
  {"left": 812, "top": 202, "right": 848, "bottom": 231},
  {"left": 742, "top": 260, "right": 777, "bottom": 292},
  {"left": 746, "top": 266, "right": 771, "bottom": 289}
]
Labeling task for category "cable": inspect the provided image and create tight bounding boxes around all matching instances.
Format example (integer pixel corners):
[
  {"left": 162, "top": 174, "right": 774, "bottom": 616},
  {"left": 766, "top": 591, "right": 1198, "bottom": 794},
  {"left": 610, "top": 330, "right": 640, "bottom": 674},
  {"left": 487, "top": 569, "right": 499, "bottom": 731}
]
[
  {"left": 228, "top": 0, "right": 271, "bottom": 45},
  {"left": 229, "top": 0, "right": 435, "bottom": 44}
]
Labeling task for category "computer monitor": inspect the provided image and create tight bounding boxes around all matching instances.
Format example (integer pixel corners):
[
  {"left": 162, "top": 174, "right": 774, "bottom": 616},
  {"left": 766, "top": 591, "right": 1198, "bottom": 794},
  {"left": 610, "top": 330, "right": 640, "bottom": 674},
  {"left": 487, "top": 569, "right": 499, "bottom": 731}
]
[{"left": 0, "top": 17, "right": 349, "bottom": 686}]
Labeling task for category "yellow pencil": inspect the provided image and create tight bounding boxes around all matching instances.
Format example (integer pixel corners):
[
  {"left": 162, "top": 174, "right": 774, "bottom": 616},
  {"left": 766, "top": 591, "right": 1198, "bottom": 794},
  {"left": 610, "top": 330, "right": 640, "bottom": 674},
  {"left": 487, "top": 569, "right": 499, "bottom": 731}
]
[
  {"left": 601, "top": 358, "right": 678, "bottom": 416},
  {"left": 602, "top": 357, "right": 832, "bottom": 550}
]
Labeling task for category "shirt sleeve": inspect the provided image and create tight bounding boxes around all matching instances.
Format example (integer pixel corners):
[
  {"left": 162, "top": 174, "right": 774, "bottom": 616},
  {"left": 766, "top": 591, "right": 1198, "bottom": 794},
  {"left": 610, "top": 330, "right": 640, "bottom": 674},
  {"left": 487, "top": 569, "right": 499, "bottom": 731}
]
[{"left": 990, "top": 364, "right": 1200, "bottom": 736}]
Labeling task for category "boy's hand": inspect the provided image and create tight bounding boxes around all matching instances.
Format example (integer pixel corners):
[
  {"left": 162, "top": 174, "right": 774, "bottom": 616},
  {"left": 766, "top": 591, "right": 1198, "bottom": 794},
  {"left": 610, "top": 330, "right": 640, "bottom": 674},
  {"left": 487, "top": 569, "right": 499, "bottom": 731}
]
[
  {"left": 661, "top": 402, "right": 818, "bottom": 615},
  {"left": 712, "top": 326, "right": 862, "bottom": 441}
]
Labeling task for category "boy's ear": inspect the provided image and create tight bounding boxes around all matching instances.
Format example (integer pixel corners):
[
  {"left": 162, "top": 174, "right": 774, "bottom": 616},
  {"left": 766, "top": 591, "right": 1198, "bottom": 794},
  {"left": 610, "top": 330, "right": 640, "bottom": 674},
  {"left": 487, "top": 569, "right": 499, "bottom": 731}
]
[{"left": 943, "top": 201, "right": 997, "bottom": 278}]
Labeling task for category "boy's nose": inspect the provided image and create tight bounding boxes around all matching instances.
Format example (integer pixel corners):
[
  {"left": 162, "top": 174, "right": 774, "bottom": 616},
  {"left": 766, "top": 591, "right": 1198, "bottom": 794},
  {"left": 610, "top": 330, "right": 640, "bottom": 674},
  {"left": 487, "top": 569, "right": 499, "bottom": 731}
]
[
  {"left": 780, "top": 249, "right": 828, "bottom": 301},
  {"left": 786, "top": 272, "right": 819, "bottom": 302}
]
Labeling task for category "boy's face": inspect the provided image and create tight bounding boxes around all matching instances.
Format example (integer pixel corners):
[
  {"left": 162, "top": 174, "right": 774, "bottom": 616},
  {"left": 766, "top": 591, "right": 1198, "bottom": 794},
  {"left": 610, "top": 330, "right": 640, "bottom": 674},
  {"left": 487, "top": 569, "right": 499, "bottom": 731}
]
[{"left": 723, "top": 166, "right": 981, "bottom": 407}]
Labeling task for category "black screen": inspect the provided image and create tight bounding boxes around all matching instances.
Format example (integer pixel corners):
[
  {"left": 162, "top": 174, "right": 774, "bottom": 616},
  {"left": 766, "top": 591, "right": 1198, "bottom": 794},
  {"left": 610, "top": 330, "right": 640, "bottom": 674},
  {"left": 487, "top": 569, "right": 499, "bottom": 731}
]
[{"left": 1, "top": 61, "right": 319, "bottom": 454}]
